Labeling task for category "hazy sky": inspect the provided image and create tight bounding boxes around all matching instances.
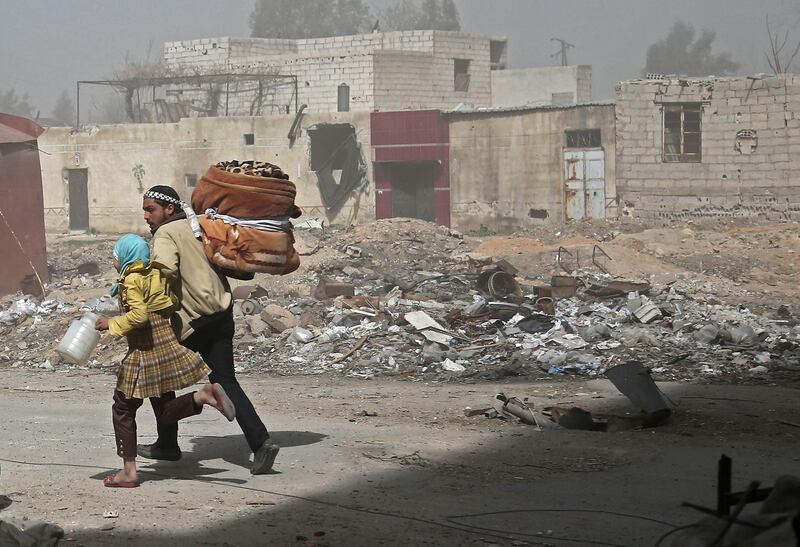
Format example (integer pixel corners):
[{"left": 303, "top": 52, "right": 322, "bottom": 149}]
[{"left": 1, "top": 0, "right": 797, "bottom": 115}]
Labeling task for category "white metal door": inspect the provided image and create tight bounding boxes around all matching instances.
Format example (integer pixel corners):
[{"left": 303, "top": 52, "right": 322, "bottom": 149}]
[{"left": 564, "top": 148, "right": 605, "bottom": 220}]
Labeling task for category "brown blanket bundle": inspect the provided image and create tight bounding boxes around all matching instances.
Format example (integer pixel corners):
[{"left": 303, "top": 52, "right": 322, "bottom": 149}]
[{"left": 192, "top": 164, "right": 302, "bottom": 276}]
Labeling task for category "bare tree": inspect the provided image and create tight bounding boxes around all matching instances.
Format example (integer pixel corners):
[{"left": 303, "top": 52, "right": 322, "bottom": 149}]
[
  {"left": 381, "top": 0, "right": 461, "bottom": 32},
  {"left": 51, "top": 90, "right": 75, "bottom": 126},
  {"left": 764, "top": 14, "right": 800, "bottom": 74},
  {"left": 0, "top": 88, "right": 36, "bottom": 118},
  {"left": 250, "top": 0, "right": 371, "bottom": 38}
]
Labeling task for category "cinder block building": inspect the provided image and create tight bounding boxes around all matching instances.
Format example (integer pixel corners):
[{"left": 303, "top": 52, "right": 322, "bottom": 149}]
[
  {"left": 39, "top": 30, "right": 606, "bottom": 234},
  {"left": 162, "top": 30, "right": 590, "bottom": 115},
  {"left": 163, "top": 31, "right": 503, "bottom": 115},
  {"left": 616, "top": 74, "right": 800, "bottom": 220}
]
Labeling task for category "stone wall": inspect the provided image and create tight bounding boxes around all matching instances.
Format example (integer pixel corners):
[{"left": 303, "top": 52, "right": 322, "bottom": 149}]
[
  {"left": 446, "top": 104, "right": 617, "bottom": 232},
  {"left": 39, "top": 112, "right": 374, "bottom": 233},
  {"left": 616, "top": 75, "right": 800, "bottom": 221}
]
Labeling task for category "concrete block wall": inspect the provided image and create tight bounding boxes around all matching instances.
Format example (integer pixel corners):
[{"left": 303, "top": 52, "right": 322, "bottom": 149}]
[
  {"left": 263, "top": 54, "right": 376, "bottom": 113},
  {"left": 38, "top": 112, "right": 374, "bottom": 233},
  {"left": 163, "top": 30, "right": 495, "bottom": 115},
  {"left": 293, "top": 30, "right": 435, "bottom": 58},
  {"left": 164, "top": 37, "right": 231, "bottom": 69},
  {"left": 616, "top": 74, "right": 800, "bottom": 221},
  {"left": 576, "top": 65, "right": 592, "bottom": 103},
  {"left": 490, "top": 66, "right": 591, "bottom": 108},
  {"left": 373, "top": 48, "right": 491, "bottom": 111}
]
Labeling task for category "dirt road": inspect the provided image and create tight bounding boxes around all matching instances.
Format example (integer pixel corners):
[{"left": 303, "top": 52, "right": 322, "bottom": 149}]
[{"left": 1, "top": 368, "right": 799, "bottom": 546}]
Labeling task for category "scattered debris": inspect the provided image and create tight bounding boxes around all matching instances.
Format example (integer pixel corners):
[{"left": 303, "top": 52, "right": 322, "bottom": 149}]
[
  {"left": 494, "top": 393, "right": 537, "bottom": 426},
  {"left": 313, "top": 279, "right": 355, "bottom": 299},
  {"left": 2, "top": 219, "right": 799, "bottom": 383},
  {"left": 468, "top": 361, "right": 673, "bottom": 432}
]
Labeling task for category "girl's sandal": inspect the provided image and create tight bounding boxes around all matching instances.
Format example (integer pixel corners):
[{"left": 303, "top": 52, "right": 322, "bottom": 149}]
[
  {"left": 211, "top": 384, "right": 236, "bottom": 422},
  {"left": 103, "top": 475, "right": 140, "bottom": 488}
]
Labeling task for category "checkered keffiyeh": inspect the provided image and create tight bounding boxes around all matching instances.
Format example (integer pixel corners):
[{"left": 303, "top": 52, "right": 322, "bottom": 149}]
[
  {"left": 116, "top": 311, "right": 209, "bottom": 399},
  {"left": 143, "top": 190, "right": 183, "bottom": 206}
]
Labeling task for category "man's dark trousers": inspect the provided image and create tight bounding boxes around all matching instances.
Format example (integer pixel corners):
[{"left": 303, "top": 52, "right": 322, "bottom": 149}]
[{"left": 154, "top": 308, "right": 270, "bottom": 452}]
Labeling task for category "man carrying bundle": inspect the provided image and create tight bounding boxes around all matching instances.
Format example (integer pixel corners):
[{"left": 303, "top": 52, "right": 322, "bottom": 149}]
[{"left": 138, "top": 185, "right": 280, "bottom": 475}]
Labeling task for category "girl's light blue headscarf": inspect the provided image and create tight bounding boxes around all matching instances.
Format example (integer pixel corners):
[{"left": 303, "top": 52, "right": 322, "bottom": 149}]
[{"left": 111, "top": 234, "right": 150, "bottom": 296}]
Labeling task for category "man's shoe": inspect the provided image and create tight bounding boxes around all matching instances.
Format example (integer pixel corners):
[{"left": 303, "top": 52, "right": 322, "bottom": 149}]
[
  {"left": 251, "top": 442, "right": 280, "bottom": 475},
  {"left": 137, "top": 443, "right": 182, "bottom": 461}
]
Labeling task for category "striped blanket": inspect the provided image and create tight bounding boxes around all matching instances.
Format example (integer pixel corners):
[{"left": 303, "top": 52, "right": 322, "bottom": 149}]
[{"left": 191, "top": 164, "right": 302, "bottom": 276}]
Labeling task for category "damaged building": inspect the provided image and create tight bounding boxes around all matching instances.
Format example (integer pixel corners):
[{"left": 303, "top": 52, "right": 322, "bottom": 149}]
[
  {"left": 616, "top": 73, "right": 800, "bottom": 220},
  {"left": 161, "top": 30, "right": 589, "bottom": 115},
  {"left": 39, "top": 112, "right": 373, "bottom": 233},
  {"left": 370, "top": 103, "right": 616, "bottom": 231},
  {"left": 39, "top": 29, "right": 602, "bottom": 234}
]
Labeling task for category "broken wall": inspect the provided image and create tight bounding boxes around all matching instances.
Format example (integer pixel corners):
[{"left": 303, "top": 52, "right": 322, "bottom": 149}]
[
  {"left": 38, "top": 112, "right": 374, "bottom": 233},
  {"left": 447, "top": 104, "right": 617, "bottom": 232},
  {"left": 616, "top": 75, "right": 800, "bottom": 221}
]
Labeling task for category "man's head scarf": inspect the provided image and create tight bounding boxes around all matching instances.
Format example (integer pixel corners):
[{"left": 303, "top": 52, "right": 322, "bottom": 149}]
[
  {"left": 142, "top": 185, "right": 202, "bottom": 239},
  {"left": 143, "top": 185, "right": 182, "bottom": 207}
]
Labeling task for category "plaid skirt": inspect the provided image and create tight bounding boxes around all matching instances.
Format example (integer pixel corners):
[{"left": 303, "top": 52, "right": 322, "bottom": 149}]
[{"left": 116, "top": 311, "right": 210, "bottom": 400}]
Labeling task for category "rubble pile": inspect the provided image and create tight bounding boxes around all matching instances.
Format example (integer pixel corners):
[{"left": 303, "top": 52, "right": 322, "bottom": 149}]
[
  {"left": 0, "top": 236, "right": 126, "bottom": 371},
  {"left": 2, "top": 220, "right": 799, "bottom": 385},
  {"left": 227, "top": 219, "right": 800, "bottom": 383}
]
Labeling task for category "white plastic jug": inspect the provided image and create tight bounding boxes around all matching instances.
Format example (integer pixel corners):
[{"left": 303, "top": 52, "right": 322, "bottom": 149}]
[{"left": 56, "top": 312, "right": 101, "bottom": 365}]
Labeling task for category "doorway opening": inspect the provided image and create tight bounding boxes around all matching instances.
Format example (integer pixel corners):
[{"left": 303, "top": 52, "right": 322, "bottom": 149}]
[
  {"left": 66, "top": 168, "right": 89, "bottom": 231},
  {"left": 389, "top": 162, "right": 439, "bottom": 222}
]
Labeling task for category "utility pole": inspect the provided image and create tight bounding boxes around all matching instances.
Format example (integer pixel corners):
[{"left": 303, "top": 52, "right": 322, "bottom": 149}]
[{"left": 550, "top": 37, "right": 575, "bottom": 66}]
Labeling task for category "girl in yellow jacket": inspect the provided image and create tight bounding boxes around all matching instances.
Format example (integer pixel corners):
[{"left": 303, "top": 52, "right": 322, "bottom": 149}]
[{"left": 95, "top": 234, "right": 235, "bottom": 488}]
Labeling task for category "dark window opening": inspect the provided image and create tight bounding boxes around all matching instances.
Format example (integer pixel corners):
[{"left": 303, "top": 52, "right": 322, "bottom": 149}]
[
  {"left": 663, "top": 103, "right": 702, "bottom": 162},
  {"left": 338, "top": 83, "right": 350, "bottom": 112},
  {"left": 454, "top": 59, "right": 470, "bottom": 92},
  {"left": 185, "top": 173, "right": 198, "bottom": 188},
  {"left": 243, "top": 133, "right": 255, "bottom": 146},
  {"left": 566, "top": 129, "right": 602, "bottom": 148},
  {"left": 490, "top": 40, "right": 508, "bottom": 70}
]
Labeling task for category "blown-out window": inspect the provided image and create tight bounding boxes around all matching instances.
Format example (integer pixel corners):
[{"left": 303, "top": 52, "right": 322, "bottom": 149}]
[
  {"left": 663, "top": 103, "right": 702, "bottom": 162},
  {"left": 454, "top": 59, "right": 470, "bottom": 92}
]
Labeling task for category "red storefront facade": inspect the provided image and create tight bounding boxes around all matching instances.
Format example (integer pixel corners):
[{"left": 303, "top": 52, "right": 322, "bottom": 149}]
[{"left": 370, "top": 110, "right": 451, "bottom": 227}]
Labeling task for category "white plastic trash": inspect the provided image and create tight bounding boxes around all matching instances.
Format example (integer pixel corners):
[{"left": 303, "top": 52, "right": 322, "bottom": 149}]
[
  {"left": 56, "top": 312, "right": 101, "bottom": 365},
  {"left": 289, "top": 327, "right": 314, "bottom": 344}
]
